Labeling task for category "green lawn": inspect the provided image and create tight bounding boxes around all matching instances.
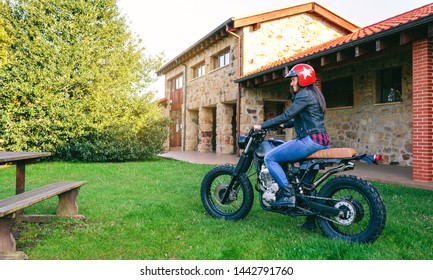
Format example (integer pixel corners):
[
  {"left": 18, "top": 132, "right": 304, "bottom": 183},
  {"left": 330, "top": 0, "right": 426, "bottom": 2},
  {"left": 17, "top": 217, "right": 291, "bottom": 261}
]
[{"left": 1, "top": 157, "right": 432, "bottom": 260}]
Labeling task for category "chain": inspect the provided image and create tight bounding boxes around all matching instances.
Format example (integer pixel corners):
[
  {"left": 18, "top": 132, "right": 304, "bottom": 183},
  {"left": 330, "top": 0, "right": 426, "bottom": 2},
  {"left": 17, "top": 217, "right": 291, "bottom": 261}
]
[
  {"left": 295, "top": 205, "right": 342, "bottom": 225},
  {"left": 297, "top": 194, "right": 338, "bottom": 202}
]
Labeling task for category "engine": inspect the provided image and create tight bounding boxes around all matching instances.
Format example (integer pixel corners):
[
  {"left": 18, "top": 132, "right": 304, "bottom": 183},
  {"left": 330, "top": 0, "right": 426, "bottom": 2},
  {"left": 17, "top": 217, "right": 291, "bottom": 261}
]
[{"left": 259, "top": 165, "right": 279, "bottom": 207}]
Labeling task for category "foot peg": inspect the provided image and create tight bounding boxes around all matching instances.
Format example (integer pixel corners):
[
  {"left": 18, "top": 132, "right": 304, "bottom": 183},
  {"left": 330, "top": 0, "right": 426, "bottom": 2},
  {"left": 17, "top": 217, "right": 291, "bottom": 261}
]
[
  {"left": 269, "top": 185, "right": 296, "bottom": 207},
  {"left": 270, "top": 195, "right": 295, "bottom": 207}
]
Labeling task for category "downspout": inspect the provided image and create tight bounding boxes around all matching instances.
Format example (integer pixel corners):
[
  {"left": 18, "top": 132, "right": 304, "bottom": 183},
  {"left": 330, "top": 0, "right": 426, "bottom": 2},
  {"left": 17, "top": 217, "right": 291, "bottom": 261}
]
[
  {"left": 181, "top": 64, "right": 187, "bottom": 151},
  {"left": 226, "top": 25, "right": 242, "bottom": 157}
]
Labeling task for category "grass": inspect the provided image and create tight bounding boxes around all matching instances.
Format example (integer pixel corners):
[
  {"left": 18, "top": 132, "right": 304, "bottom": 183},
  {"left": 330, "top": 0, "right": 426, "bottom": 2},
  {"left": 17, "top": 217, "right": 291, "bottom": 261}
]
[{"left": 0, "top": 157, "right": 432, "bottom": 260}]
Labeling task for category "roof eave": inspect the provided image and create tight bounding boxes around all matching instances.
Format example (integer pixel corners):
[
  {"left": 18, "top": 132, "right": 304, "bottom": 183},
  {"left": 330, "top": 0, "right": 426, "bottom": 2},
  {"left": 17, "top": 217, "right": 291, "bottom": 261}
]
[
  {"left": 233, "top": 2, "right": 359, "bottom": 32},
  {"left": 157, "top": 18, "right": 234, "bottom": 76}
]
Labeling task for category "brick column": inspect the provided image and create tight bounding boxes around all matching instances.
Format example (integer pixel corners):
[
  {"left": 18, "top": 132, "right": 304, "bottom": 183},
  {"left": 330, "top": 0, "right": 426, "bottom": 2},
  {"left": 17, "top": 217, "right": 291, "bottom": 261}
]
[{"left": 412, "top": 38, "right": 433, "bottom": 182}]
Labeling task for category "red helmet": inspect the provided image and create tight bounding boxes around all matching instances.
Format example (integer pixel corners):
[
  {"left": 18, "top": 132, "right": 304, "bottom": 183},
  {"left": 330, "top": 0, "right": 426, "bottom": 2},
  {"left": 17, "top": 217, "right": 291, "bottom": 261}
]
[{"left": 285, "top": 63, "right": 316, "bottom": 87}]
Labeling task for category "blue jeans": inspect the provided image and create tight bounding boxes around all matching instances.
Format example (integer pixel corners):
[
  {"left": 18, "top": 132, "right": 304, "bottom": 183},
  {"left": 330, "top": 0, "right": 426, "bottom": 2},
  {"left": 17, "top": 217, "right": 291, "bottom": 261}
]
[{"left": 264, "top": 136, "right": 330, "bottom": 188}]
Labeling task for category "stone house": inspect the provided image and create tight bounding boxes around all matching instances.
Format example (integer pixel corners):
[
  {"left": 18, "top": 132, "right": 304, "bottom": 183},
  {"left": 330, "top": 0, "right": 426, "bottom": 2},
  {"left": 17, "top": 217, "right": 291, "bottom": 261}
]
[
  {"left": 157, "top": 3, "right": 357, "bottom": 153},
  {"left": 157, "top": 2, "right": 433, "bottom": 183}
]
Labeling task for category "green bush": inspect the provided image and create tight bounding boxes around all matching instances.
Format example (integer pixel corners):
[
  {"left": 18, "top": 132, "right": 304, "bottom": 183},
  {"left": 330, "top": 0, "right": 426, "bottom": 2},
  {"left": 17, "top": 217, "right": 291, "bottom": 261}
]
[{"left": 57, "top": 118, "right": 170, "bottom": 162}]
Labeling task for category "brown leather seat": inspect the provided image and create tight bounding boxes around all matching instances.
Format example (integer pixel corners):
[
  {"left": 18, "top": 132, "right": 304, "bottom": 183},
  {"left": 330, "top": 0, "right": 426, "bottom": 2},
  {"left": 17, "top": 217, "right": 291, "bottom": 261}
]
[{"left": 306, "top": 148, "right": 358, "bottom": 159}]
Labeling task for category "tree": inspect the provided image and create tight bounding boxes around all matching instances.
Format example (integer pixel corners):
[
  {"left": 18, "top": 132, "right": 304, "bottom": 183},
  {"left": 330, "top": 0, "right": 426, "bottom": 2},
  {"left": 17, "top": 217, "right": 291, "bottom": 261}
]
[
  {"left": 0, "top": 0, "right": 169, "bottom": 161},
  {"left": 0, "top": 2, "right": 10, "bottom": 67}
]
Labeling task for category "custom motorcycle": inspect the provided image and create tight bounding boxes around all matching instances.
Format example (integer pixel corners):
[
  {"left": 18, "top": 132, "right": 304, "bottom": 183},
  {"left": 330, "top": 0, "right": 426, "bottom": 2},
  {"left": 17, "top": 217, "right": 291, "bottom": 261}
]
[{"left": 200, "top": 128, "right": 386, "bottom": 243}]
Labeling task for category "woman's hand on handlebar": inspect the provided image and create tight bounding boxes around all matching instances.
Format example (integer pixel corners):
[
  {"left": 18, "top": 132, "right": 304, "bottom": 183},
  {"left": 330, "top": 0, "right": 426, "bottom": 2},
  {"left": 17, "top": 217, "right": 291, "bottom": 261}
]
[{"left": 253, "top": 124, "right": 262, "bottom": 131}]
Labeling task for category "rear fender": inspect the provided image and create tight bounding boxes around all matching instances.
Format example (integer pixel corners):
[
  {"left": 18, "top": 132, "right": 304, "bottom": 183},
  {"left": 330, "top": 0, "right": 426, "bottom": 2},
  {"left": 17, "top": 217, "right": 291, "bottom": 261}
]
[{"left": 352, "top": 154, "right": 382, "bottom": 165}]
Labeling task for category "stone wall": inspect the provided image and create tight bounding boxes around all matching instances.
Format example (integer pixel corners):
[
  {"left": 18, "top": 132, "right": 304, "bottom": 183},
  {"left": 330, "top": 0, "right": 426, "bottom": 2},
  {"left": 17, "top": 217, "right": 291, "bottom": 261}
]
[
  {"left": 160, "top": 102, "right": 170, "bottom": 151},
  {"left": 164, "top": 35, "right": 240, "bottom": 153},
  {"left": 185, "top": 109, "right": 198, "bottom": 151},
  {"left": 188, "top": 36, "right": 239, "bottom": 153},
  {"left": 324, "top": 51, "right": 413, "bottom": 166},
  {"left": 242, "top": 14, "right": 348, "bottom": 74},
  {"left": 241, "top": 51, "right": 413, "bottom": 166},
  {"left": 241, "top": 85, "right": 287, "bottom": 135},
  {"left": 216, "top": 103, "right": 236, "bottom": 154},
  {"left": 186, "top": 37, "right": 239, "bottom": 109},
  {"left": 198, "top": 107, "right": 214, "bottom": 152}
]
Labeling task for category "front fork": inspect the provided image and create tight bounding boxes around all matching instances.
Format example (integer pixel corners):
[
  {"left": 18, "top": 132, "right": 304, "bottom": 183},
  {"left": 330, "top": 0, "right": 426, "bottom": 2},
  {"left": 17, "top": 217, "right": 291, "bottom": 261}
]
[{"left": 220, "top": 153, "right": 252, "bottom": 204}]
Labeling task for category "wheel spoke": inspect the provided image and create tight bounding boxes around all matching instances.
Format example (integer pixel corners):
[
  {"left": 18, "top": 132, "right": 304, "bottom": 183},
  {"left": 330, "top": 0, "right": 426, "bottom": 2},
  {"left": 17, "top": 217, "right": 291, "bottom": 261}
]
[{"left": 210, "top": 174, "right": 244, "bottom": 214}]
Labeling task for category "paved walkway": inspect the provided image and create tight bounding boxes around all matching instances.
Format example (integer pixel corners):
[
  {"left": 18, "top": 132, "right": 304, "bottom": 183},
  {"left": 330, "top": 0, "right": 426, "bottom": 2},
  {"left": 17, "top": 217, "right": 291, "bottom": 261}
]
[{"left": 159, "top": 151, "right": 432, "bottom": 190}]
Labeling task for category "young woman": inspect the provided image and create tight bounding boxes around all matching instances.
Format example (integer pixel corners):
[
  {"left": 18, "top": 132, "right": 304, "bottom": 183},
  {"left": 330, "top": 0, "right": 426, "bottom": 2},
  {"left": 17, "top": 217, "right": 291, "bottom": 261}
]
[{"left": 253, "top": 64, "right": 330, "bottom": 207}]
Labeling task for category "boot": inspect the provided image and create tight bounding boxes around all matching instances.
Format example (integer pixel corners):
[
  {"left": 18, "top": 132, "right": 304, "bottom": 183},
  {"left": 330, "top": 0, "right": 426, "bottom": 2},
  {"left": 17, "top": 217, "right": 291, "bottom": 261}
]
[{"left": 270, "top": 185, "right": 296, "bottom": 207}]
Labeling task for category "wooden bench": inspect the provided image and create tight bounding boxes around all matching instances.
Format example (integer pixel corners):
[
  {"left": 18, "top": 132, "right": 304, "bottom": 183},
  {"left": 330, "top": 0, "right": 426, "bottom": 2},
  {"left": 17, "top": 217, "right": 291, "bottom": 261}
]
[{"left": 0, "top": 180, "right": 87, "bottom": 260}]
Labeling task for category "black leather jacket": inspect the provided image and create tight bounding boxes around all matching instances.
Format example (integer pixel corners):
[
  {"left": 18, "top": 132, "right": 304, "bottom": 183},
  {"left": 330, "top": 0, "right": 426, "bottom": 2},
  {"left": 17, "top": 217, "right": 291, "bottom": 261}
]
[{"left": 261, "top": 85, "right": 327, "bottom": 139}]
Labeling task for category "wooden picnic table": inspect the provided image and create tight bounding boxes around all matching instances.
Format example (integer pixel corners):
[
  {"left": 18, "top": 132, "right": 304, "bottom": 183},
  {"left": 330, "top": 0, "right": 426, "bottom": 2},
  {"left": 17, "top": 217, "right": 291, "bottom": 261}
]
[
  {"left": 0, "top": 151, "right": 51, "bottom": 195},
  {"left": 0, "top": 151, "right": 87, "bottom": 259}
]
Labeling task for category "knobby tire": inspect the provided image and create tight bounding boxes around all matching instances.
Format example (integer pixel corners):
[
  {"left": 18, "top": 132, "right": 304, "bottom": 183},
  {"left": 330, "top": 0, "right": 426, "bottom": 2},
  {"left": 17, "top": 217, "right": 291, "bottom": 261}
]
[
  {"left": 317, "top": 175, "right": 386, "bottom": 243},
  {"left": 200, "top": 164, "right": 254, "bottom": 220}
]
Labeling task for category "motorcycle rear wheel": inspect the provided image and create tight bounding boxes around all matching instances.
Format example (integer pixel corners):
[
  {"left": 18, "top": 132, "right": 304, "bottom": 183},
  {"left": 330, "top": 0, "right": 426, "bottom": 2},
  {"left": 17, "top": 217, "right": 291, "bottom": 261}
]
[
  {"left": 317, "top": 175, "right": 386, "bottom": 243},
  {"left": 200, "top": 164, "right": 254, "bottom": 220}
]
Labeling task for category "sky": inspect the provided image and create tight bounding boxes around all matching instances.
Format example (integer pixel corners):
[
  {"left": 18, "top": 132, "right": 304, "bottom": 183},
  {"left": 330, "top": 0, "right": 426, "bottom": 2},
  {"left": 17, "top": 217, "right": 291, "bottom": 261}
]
[{"left": 116, "top": 0, "right": 433, "bottom": 96}]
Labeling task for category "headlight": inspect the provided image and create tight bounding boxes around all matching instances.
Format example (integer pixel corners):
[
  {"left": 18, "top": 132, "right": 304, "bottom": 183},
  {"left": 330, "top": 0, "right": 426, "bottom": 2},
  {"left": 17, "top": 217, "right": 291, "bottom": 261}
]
[{"left": 237, "top": 135, "right": 248, "bottom": 149}]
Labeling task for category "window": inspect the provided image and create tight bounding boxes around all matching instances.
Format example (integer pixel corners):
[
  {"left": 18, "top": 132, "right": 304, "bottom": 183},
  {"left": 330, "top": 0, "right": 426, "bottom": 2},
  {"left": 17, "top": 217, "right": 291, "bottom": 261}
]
[
  {"left": 377, "top": 67, "right": 402, "bottom": 103},
  {"left": 170, "top": 75, "right": 183, "bottom": 92},
  {"left": 322, "top": 77, "right": 353, "bottom": 108},
  {"left": 193, "top": 62, "right": 206, "bottom": 78},
  {"left": 213, "top": 49, "right": 230, "bottom": 69},
  {"left": 175, "top": 76, "right": 183, "bottom": 89}
]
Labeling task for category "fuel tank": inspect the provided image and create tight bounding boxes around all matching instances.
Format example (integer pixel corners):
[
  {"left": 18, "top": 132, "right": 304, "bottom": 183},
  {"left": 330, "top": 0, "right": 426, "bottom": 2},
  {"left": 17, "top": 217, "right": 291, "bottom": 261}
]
[{"left": 256, "top": 139, "right": 285, "bottom": 158}]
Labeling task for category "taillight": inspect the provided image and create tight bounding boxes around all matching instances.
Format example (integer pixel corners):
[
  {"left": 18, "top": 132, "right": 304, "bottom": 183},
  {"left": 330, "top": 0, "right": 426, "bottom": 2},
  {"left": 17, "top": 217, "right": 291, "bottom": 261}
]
[{"left": 374, "top": 154, "right": 383, "bottom": 161}]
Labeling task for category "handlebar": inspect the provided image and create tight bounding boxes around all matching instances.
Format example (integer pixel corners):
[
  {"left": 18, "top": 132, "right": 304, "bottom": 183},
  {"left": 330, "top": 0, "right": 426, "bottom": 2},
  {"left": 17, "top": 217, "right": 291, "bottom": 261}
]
[{"left": 248, "top": 127, "right": 268, "bottom": 138}]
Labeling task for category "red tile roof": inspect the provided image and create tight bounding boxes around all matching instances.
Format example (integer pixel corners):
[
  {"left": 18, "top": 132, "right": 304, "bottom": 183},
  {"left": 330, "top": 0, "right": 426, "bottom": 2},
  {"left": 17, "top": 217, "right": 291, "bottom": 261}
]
[{"left": 241, "top": 3, "right": 433, "bottom": 79}]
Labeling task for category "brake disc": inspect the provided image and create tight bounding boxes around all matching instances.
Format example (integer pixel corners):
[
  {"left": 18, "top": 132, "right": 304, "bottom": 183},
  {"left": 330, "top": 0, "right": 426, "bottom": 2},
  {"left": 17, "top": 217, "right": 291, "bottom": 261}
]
[{"left": 334, "top": 201, "right": 356, "bottom": 226}]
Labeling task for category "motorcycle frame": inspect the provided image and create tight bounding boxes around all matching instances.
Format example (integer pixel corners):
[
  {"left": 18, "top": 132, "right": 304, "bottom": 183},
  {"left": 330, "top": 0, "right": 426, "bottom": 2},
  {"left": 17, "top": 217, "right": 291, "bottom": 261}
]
[{"left": 222, "top": 129, "right": 377, "bottom": 217}]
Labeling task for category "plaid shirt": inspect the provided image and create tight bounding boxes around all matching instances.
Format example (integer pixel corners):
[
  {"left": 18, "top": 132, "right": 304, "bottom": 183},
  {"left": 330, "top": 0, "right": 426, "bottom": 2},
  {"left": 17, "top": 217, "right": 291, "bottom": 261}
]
[{"left": 310, "top": 132, "right": 330, "bottom": 146}]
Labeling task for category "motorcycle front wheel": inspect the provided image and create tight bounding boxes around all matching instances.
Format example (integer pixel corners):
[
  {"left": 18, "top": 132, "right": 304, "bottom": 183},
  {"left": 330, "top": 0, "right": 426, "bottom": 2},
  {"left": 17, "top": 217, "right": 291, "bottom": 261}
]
[
  {"left": 200, "top": 164, "right": 254, "bottom": 220},
  {"left": 317, "top": 175, "right": 386, "bottom": 243}
]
